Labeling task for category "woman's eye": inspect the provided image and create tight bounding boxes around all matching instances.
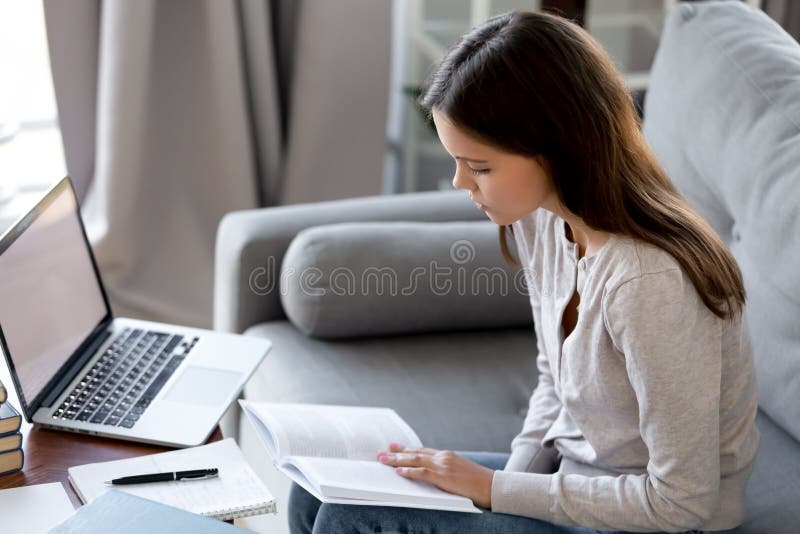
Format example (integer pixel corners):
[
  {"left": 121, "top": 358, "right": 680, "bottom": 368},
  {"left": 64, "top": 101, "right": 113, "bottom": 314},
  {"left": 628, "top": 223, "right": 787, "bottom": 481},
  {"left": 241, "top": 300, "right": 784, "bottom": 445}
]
[{"left": 469, "top": 168, "right": 490, "bottom": 176}]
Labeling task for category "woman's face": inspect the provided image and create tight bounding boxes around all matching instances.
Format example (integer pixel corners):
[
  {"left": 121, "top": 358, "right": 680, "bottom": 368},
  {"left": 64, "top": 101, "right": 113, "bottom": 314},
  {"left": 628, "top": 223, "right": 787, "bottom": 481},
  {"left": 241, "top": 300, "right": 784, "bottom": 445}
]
[{"left": 432, "top": 109, "right": 557, "bottom": 226}]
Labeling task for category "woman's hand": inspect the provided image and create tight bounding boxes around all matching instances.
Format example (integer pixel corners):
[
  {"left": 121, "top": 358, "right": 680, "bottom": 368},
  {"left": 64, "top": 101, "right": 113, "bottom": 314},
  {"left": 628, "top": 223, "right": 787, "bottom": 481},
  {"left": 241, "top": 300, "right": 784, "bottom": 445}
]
[{"left": 377, "top": 443, "right": 494, "bottom": 509}]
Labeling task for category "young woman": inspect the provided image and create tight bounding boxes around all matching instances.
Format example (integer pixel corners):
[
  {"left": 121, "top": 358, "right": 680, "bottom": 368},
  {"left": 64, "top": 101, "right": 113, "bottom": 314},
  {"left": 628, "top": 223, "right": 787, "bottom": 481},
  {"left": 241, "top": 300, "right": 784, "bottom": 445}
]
[{"left": 288, "top": 10, "right": 758, "bottom": 534}]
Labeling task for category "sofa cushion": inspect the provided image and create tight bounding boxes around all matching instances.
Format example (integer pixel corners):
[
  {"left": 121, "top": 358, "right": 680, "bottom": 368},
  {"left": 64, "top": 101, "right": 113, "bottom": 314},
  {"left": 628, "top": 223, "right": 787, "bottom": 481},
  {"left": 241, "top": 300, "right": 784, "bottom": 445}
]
[
  {"left": 742, "top": 411, "right": 800, "bottom": 533},
  {"left": 241, "top": 320, "right": 538, "bottom": 452},
  {"left": 280, "top": 221, "right": 532, "bottom": 339},
  {"left": 643, "top": 1, "right": 800, "bottom": 441}
]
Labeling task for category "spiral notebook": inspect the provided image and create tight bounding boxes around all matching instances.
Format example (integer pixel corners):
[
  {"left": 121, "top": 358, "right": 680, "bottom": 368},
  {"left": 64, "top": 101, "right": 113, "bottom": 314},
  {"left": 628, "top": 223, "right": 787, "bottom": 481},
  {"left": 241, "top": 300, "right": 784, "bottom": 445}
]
[{"left": 67, "top": 438, "right": 276, "bottom": 521}]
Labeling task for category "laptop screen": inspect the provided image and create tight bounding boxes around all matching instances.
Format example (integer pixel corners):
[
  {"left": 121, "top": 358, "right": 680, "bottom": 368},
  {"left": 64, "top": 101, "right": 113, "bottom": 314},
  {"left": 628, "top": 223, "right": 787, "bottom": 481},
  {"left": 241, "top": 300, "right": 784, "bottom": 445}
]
[{"left": 0, "top": 179, "right": 109, "bottom": 411}]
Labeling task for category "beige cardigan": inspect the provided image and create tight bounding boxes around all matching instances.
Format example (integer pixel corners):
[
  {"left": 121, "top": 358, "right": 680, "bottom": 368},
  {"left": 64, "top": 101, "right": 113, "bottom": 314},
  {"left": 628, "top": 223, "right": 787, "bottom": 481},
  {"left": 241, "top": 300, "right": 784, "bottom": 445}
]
[{"left": 491, "top": 209, "right": 760, "bottom": 532}]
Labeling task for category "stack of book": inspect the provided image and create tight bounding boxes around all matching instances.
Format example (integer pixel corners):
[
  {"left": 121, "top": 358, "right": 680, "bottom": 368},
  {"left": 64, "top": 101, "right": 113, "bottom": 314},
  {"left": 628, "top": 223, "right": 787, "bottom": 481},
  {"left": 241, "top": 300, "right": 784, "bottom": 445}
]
[{"left": 0, "top": 377, "right": 23, "bottom": 476}]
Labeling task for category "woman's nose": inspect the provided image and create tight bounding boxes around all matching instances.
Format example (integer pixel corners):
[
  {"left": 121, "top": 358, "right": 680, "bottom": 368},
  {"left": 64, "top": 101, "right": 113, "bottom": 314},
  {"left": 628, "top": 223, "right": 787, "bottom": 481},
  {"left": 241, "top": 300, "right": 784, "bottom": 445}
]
[{"left": 451, "top": 170, "right": 473, "bottom": 191}]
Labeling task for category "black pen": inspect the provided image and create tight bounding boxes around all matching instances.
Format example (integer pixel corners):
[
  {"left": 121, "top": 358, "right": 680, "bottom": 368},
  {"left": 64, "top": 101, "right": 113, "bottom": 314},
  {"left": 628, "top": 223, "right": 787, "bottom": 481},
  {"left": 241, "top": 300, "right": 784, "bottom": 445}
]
[{"left": 104, "top": 468, "right": 219, "bottom": 485}]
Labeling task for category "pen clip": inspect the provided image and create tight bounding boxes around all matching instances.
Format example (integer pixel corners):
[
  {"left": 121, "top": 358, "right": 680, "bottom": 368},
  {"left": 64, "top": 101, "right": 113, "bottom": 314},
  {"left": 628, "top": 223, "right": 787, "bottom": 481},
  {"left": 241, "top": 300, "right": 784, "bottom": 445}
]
[{"left": 178, "top": 473, "right": 218, "bottom": 481}]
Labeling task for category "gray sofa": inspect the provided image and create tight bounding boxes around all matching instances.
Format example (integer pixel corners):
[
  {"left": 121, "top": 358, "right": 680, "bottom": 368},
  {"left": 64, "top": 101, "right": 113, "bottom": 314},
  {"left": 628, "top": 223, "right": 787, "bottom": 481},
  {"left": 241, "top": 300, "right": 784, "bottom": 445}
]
[{"left": 214, "top": 2, "right": 800, "bottom": 532}]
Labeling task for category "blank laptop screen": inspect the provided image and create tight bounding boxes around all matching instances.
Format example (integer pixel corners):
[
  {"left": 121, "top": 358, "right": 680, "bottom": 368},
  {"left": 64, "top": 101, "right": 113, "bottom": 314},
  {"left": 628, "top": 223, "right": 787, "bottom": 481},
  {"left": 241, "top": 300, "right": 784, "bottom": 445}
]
[{"left": 0, "top": 183, "right": 108, "bottom": 407}]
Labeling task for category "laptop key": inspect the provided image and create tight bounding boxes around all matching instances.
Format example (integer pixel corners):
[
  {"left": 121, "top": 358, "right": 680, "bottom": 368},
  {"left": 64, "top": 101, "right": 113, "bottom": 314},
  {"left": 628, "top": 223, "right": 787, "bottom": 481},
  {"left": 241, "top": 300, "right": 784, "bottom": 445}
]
[
  {"left": 105, "top": 415, "right": 121, "bottom": 426},
  {"left": 163, "top": 336, "right": 183, "bottom": 354},
  {"left": 91, "top": 410, "right": 109, "bottom": 423},
  {"left": 119, "top": 417, "right": 138, "bottom": 429}
]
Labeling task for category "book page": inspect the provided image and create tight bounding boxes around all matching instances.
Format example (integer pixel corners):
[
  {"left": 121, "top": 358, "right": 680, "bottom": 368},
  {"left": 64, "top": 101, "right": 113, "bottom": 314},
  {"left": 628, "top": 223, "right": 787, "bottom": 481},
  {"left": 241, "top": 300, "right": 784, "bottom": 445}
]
[
  {"left": 282, "top": 457, "right": 479, "bottom": 512},
  {"left": 239, "top": 400, "right": 284, "bottom": 459},
  {"left": 0, "top": 483, "right": 75, "bottom": 532},
  {"left": 241, "top": 401, "right": 422, "bottom": 461}
]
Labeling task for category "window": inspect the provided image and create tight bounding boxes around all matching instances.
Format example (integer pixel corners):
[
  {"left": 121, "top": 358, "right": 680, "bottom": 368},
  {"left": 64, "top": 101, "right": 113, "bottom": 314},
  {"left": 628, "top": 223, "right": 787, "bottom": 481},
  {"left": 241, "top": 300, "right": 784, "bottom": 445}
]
[
  {"left": 0, "top": 0, "right": 66, "bottom": 207},
  {"left": 384, "top": 0, "right": 761, "bottom": 194}
]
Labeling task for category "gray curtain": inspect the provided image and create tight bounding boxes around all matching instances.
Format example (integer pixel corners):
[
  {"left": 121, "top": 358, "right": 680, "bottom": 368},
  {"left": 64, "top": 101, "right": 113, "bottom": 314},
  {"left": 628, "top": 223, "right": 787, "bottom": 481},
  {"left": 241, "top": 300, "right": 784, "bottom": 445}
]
[{"left": 43, "top": 0, "right": 391, "bottom": 328}]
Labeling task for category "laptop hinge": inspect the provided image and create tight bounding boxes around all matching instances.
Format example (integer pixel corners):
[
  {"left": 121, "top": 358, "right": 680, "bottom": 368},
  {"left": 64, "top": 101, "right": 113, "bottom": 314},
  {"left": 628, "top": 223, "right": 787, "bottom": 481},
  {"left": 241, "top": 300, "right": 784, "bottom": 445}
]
[{"left": 39, "top": 329, "right": 113, "bottom": 410}]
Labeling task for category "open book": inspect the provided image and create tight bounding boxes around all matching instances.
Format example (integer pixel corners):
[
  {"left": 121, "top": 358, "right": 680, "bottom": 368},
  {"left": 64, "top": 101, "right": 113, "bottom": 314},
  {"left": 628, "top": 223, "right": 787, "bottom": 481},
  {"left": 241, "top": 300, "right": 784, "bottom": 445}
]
[{"left": 239, "top": 400, "right": 480, "bottom": 513}]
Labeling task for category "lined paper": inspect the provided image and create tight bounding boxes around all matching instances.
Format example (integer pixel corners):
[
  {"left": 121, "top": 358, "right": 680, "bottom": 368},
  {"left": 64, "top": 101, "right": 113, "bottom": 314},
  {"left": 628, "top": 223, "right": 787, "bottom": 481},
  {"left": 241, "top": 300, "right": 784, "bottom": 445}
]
[{"left": 68, "top": 438, "right": 275, "bottom": 519}]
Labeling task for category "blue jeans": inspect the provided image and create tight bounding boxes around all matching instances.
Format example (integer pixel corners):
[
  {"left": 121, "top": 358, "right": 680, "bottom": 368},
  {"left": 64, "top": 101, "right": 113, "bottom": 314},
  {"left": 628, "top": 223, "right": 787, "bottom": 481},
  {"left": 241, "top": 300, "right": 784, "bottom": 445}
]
[{"left": 287, "top": 451, "right": 740, "bottom": 534}]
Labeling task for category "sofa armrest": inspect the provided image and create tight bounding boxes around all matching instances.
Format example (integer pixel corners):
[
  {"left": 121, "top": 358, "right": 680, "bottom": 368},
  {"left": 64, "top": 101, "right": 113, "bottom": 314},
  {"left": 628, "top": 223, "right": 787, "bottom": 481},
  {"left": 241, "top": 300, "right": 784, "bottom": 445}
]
[{"left": 213, "top": 190, "right": 483, "bottom": 334}]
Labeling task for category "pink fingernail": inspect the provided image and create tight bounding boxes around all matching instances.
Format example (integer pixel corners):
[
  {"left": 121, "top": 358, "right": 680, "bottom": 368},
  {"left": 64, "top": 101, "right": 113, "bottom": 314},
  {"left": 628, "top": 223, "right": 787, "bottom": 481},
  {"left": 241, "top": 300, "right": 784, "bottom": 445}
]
[
  {"left": 396, "top": 467, "right": 404, "bottom": 474},
  {"left": 378, "top": 453, "right": 388, "bottom": 462},
  {"left": 389, "top": 443, "right": 399, "bottom": 449}
]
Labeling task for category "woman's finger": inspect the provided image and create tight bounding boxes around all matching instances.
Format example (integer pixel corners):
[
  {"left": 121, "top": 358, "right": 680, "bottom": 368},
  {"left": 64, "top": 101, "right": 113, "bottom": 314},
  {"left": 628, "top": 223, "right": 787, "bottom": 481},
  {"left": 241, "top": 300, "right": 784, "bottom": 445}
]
[
  {"left": 388, "top": 444, "right": 438, "bottom": 455},
  {"left": 379, "top": 451, "right": 432, "bottom": 467},
  {"left": 395, "top": 466, "right": 432, "bottom": 482}
]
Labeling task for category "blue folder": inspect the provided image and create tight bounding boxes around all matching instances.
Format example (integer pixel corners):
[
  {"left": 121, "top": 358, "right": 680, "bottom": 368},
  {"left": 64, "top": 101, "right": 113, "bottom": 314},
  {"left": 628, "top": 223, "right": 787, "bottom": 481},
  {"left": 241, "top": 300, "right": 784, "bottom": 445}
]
[{"left": 48, "top": 490, "right": 250, "bottom": 533}]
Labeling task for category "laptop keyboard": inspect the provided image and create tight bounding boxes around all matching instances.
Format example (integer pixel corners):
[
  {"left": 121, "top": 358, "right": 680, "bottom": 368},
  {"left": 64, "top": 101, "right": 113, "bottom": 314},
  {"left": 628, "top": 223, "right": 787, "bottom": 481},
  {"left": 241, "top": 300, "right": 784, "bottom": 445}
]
[{"left": 52, "top": 328, "right": 198, "bottom": 429}]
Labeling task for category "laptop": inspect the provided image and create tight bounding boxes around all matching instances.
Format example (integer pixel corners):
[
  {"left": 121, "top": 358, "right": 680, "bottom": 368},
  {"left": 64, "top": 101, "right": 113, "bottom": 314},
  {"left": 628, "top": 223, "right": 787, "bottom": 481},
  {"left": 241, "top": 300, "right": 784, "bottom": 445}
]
[{"left": 0, "top": 177, "right": 271, "bottom": 447}]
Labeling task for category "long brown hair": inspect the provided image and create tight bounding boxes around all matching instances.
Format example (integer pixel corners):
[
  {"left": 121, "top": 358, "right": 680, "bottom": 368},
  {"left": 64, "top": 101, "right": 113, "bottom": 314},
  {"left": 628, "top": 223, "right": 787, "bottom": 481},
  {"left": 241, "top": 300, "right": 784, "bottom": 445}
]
[{"left": 419, "top": 10, "right": 744, "bottom": 320}]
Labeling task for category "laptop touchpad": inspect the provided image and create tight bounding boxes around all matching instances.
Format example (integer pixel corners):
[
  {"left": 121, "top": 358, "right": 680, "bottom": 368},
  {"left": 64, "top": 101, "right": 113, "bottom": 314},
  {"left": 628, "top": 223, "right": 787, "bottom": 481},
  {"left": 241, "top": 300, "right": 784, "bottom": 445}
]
[{"left": 164, "top": 366, "right": 242, "bottom": 407}]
